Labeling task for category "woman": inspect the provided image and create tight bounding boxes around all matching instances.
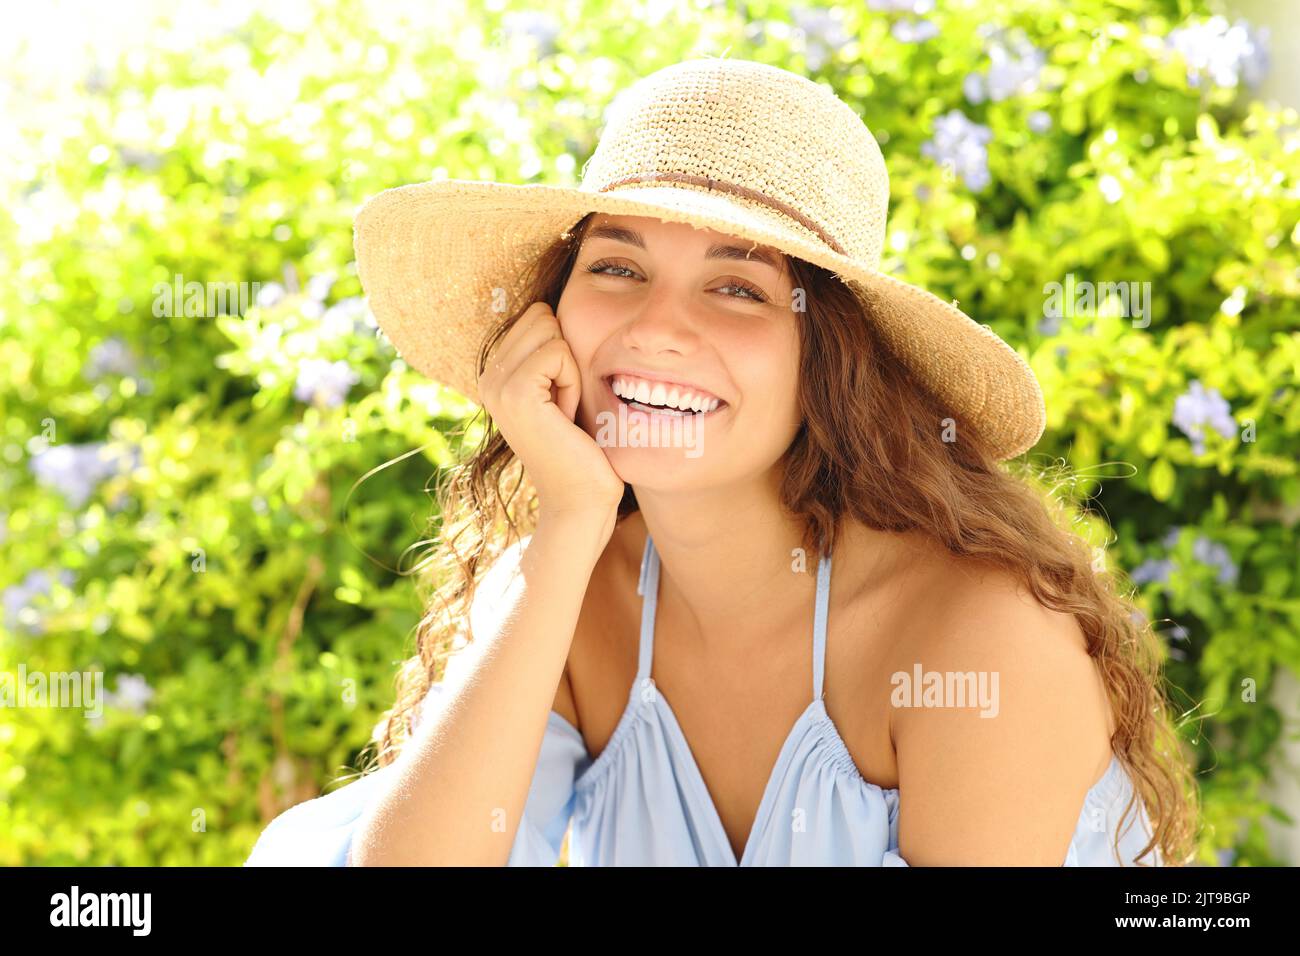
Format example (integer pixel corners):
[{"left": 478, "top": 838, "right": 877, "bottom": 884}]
[{"left": 246, "top": 58, "right": 1197, "bottom": 866}]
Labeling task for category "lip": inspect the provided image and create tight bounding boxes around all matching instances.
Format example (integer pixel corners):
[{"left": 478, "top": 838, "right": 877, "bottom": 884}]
[
  {"left": 600, "top": 369, "right": 728, "bottom": 409},
  {"left": 600, "top": 375, "right": 728, "bottom": 421}
]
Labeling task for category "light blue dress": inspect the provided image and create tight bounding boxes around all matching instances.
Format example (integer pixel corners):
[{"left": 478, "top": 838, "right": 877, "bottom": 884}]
[{"left": 246, "top": 532, "right": 1160, "bottom": 866}]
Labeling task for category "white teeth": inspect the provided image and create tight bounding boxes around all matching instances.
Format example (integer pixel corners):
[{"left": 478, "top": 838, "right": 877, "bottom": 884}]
[{"left": 611, "top": 376, "right": 721, "bottom": 414}]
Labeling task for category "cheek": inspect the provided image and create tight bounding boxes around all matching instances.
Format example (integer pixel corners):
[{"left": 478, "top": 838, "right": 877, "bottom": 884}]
[
  {"left": 753, "top": 377, "right": 801, "bottom": 427},
  {"left": 729, "top": 325, "right": 802, "bottom": 414},
  {"left": 557, "top": 289, "right": 626, "bottom": 368},
  {"left": 555, "top": 294, "right": 597, "bottom": 363}
]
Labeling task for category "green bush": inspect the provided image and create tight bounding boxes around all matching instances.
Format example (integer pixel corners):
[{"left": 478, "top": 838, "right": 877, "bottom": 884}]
[{"left": 1, "top": 0, "right": 1295, "bottom": 865}]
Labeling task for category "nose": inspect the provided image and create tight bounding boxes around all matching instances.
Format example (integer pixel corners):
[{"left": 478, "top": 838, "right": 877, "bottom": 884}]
[{"left": 619, "top": 285, "right": 700, "bottom": 355}]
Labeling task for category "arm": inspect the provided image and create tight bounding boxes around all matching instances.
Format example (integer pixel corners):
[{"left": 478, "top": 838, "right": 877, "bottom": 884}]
[
  {"left": 890, "top": 566, "right": 1114, "bottom": 866},
  {"left": 244, "top": 652, "right": 589, "bottom": 867},
  {"left": 348, "top": 510, "right": 610, "bottom": 866}
]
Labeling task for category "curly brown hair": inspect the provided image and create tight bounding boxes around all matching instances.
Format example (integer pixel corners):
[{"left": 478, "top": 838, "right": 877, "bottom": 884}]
[{"left": 359, "top": 211, "right": 1200, "bottom": 867}]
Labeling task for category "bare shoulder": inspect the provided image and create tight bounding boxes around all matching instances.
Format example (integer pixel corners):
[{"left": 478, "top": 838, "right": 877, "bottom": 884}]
[
  {"left": 887, "top": 535, "right": 1113, "bottom": 755},
  {"left": 836, "top": 521, "right": 1093, "bottom": 665},
  {"left": 858, "top": 527, "right": 1117, "bottom": 864},
  {"left": 903, "top": 538, "right": 1095, "bottom": 662}
]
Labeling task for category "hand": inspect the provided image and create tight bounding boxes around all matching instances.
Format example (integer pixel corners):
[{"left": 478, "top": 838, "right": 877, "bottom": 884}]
[{"left": 478, "top": 302, "right": 625, "bottom": 521}]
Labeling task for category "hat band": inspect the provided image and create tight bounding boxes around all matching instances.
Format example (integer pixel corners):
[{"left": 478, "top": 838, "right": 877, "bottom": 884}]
[{"left": 596, "top": 171, "right": 847, "bottom": 257}]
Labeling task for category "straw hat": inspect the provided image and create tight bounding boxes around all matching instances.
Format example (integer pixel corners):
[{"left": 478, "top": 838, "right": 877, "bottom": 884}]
[{"left": 353, "top": 57, "right": 1046, "bottom": 460}]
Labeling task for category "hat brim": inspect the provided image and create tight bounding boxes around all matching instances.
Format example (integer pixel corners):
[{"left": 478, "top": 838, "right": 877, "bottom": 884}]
[{"left": 353, "top": 178, "right": 1045, "bottom": 459}]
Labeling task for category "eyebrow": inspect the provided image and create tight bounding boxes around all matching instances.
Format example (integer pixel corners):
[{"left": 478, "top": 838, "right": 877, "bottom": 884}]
[{"left": 584, "top": 223, "right": 786, "bottom": 276}]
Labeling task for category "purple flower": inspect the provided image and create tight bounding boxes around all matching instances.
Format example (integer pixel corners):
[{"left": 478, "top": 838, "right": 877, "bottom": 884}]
[
  {"left": 792, "top": 7, "right": 851, "bottom": 71},
  {"left": 892, "top": 18, "right": 939, "bottom": 44},
  {"left": 987, "top": 38, "right": 1045, "bottom": 100},
  {"left": 1165, "top": 16, "right": 1269, "bottom": 89},
  {"left": 867, "top": 0, "right": 934, "bottom": 11},
  {"left": 1144, "top": 526, "right": 1237, "bottom": 587},
  {"left": 83, "top": 336, "right": 139, "bottom": 380},
  {"left": 1192, "top": 536, "right": 1238, "bottom": 584},
  {"left": 1172, "top": 379, "right": 1236, "bottom": 453},
  {"left": 501, "top": 11, "right": 562, "bottom": 59},
  {"left": 318, "top": 296, "right": 371, "bottom": 340},
  {"left": 293, "top": 358, "right": 361, "bottom": 408},
  {"left": 1028, "top": 110, "right": 1052, "bottom": 133},
  {"left": 1130, "top": 558, "right": 1174, "bottom": 586},
  {"left": 964, "top": 35, "right": 1045, "bottom": 104},
  {"left": 921, "top": 109, "right": 993, "bottom": 192},
  {"left": 1216, "top": 847, "right": 1237, "bottom": 867},
  {"left": 29, "top": 442, "right": 138, "bottom": 509},
  {"left": 1037, "top": 312, "right": 1062, "bottom": 336},
  {"left": 107, "top": 674, "right": 155, "bottom": 714},
  {"left": 3, "top": 567, "right": 76, "bottom": 635}
]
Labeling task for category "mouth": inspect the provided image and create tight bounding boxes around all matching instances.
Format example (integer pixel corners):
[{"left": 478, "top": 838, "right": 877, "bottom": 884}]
[{"left": 601, "top": 374, "right": 728, "bottom": 419}]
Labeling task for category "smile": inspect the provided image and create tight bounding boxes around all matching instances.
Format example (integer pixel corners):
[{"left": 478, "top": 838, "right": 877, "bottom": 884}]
[{"left": 602, "top": 374, "right": 728, "bottom": 418}]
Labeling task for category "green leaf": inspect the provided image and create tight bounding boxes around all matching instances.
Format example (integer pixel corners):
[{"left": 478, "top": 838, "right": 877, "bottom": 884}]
[{"left": 1149, "top": 458, "right": 1176, "bottom": 502}]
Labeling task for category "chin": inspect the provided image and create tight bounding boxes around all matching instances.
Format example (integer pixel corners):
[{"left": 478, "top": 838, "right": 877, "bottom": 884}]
[
  {"left": 579, "top": 408, "right": 714, "bottom": 462},
  {"left": 598, "top": 447, "right": 715, "bottom": 493}
]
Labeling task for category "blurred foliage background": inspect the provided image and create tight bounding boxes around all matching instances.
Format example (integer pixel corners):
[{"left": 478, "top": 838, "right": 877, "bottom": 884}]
[{"left": 0, "top": 0, "right": 1296, "bottom": 866}]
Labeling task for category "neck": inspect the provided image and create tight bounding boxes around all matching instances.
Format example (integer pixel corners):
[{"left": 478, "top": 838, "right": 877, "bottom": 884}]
[{"left": 628, "top": 468, "right": 824, "bottom": 654}]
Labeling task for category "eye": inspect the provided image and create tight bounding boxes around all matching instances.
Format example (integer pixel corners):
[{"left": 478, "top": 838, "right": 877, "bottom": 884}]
[
  {"left": 585, "top": 259, "right": 638, "bottom": 280},
  {"left": 715, "top": 278, "right": 769, "bottom": 303},
  {"left": 584, "top": 259, "right": 770, "bottom": 304}
]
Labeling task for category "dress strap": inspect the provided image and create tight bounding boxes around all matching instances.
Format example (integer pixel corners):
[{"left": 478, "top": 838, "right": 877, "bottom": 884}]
[
  {"left": 635, "top": 532, "right": 659, "bottom": 683},
  {"left": 639, "top": 533, "right": 829, "bottom": 699},
  {"left": 812, "top": 548, "right": 832, "bottom": 702}
]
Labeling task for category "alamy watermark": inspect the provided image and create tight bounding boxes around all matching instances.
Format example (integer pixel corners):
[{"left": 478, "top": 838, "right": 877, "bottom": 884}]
[
  {"left": 153, "top": 273, "right": 261, "bottom": 317},
  {"left": 49, "top": 885, "right": 151, "bottom": 936},
  {"left": 0, "top": 666, "right": 104, "bottom": 718},
  {"left": 890, "top": 663, "right": 1000, "bottom": 718},
  {"left": 594, "top": 403, "right": 706, "bottom": 458},
  {"left": 1043, "top": 273, "right": 1152, "bottom": 328}
]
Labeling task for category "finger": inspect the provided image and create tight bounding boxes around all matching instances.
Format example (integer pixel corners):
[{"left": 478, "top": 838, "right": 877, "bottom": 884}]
[
  {"left": 548, "top": 340, "right": 582, "bottom": 422},
  {"left": 485, "top": 305, "right": 561, "bottom": 386},
  {"left": 518, "top": 338, "right": 581, "bottom": 421}
]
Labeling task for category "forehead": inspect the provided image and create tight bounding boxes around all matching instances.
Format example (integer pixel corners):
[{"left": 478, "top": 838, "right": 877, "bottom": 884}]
[{"left": 583, "top": 214, "right": 787, "bottom": 276}]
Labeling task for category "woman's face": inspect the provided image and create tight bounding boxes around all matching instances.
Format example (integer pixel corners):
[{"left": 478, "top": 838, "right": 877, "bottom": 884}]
[{"left": 556, "top": 213, "right": 803, "bottom": 492}]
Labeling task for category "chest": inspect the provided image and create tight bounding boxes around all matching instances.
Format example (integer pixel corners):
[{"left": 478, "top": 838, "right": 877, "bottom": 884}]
[{"left": 567, "top": 570, "right": 903, "bottom": 862}]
